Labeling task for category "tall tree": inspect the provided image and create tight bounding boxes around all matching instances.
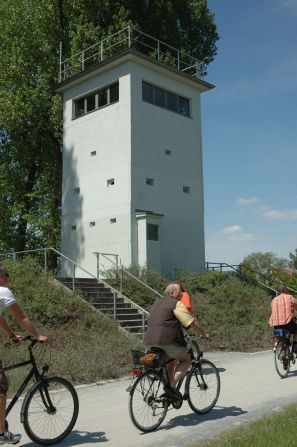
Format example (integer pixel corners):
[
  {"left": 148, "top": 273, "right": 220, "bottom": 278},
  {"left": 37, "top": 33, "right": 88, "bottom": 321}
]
[
  {"left": 240, "top": 252, "right": 289, "bottom": 283},
  {"left": 0, "top": 0, "right": 218, "bottom": 253}
]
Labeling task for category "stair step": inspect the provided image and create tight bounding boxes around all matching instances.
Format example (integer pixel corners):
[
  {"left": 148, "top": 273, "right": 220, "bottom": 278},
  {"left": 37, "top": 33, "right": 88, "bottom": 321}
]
[{"left": 56, "top": 277, "right": 147, "bottom": 336}]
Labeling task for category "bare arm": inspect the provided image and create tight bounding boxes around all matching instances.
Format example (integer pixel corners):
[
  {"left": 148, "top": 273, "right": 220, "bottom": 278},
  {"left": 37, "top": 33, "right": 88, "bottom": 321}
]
[
  {"left": 0, "top": 315, "right": 16, "bottom": 338},
  {"left": 7, "top": 303, "right": 48, "bottom": 342},
  {"left": 189, "top": 319, "right": 209, "bottom": 339}
]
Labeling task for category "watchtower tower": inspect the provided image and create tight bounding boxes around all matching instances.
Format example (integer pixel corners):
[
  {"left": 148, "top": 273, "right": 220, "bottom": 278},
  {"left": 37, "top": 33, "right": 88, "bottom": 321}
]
[{"left": 56, "top": 27, "right": 214, "bottom": 276}]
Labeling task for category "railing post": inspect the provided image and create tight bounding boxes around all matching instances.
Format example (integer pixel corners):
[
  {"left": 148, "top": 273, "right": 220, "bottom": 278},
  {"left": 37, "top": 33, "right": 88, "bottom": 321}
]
[
  {"left": 120, "top": 260, "right": 123, "bottom": 293},
  {"left": 96, "top": 253, "right": 100, "bottom": 281},
  {"left": 128, "top": 25, "right": 131, "bottom": 47},
  {"left": 142, "top": 313, "right": 145, "bottom": 340},
  {"left": 59, "top": 41, "right": 62, "bottom": 82},
  {"left": 113, "top": 292, "right": 116, "bottom": 319},
  {"left": 157, "top": 40, "right": 160, "bottom": 61},
  {"left": 177, "top": 50, "right": 180, "bottom": 70},
  {"left": 72, "top": 264, "right": 76, "bottom": 292},
  {"left": 195, "top": 60, "right": 202, "bottom": 79},
  {"left": 44, "top": 248, "right": 47, "bottom": 273},
  {"left": 82, "top": 50, "right": 85, "bottom": 71},
  {"left": 100, "top": 41, "right": 103, "bottom": 61}
]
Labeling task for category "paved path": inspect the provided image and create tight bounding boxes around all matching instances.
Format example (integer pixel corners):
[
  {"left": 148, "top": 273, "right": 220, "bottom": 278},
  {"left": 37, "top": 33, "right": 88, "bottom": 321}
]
[{"left": 7, "top": 350, "right": 297, "bottom": 446}]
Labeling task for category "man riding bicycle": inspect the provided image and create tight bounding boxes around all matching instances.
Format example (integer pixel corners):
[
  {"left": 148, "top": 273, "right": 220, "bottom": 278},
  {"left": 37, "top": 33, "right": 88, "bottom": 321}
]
[
  {"left": 145, "top": 283, "right": 208, "bottom": 400},
  {"left": 269, "top": 284, "right": 297, "bottom": 356}
]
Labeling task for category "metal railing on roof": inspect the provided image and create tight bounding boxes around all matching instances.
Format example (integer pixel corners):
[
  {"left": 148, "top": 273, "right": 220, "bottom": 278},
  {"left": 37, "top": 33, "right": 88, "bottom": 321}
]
[{"left": 59, "top": 25, "right": 205, "bottom": 82}]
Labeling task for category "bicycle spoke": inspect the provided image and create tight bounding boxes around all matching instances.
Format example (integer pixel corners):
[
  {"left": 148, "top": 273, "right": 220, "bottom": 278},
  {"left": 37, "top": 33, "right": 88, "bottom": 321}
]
[
  {"left": 23, "top": 377, "right": 79, "bottom": 445},
  {"left": 129, "top": 371, "right": 168, "bottom": 432},
  {"left": 187, "top": 359, "right": 220, "bottom": 414}
]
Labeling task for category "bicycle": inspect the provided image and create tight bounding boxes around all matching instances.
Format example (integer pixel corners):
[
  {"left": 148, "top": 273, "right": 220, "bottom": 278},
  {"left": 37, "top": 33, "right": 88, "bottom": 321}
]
[
  {"left": 3, "top": 335, "right": 79, "bottom": 445},
  {"left": 273, "top": 328, "right": 296, "bottom": 378},
  {"left": 128, "top": 334, "right": 220, "bottom": 432}
]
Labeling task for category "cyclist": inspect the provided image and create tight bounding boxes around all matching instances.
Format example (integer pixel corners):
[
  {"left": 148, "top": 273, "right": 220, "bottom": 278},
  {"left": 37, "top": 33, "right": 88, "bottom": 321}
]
[
  {"left": 0, "top": 265, "right": 48, "bottom": 445},
  {"left": 145, "top": 282, "right": 208, "bottom": 400},
  {"left": 269, "top": 284, "right": 297, "bottom": 363}
]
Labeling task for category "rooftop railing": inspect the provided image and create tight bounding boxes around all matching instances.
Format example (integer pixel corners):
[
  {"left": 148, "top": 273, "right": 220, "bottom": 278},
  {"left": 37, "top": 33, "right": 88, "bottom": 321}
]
[{"left": 59, "top": 25, "right": 205, "bottom": 82}]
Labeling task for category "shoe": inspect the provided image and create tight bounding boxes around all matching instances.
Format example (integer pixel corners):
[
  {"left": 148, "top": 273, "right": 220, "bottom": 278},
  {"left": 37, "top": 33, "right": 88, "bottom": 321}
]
[
  {"left": 0, "top": 431, "right": 21, "bottom": 445},
  {"left": 283, "top": 358, "right": 289, "bottom": 370},
  {"left": 163, "top": 384, "right": 182, "bottom": 402}
]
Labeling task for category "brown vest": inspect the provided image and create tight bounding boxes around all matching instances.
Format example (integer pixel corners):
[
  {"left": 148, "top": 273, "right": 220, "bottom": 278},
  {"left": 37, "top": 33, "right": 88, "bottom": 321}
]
[{"left": 145, "top": 296, "right": 186, "bottom": 347}]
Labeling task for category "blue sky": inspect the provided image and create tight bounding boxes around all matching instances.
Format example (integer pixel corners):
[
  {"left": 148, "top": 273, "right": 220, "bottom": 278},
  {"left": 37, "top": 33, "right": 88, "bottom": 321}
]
[{"left": 202, "top": 0, "right": 297, "bottom": 265}]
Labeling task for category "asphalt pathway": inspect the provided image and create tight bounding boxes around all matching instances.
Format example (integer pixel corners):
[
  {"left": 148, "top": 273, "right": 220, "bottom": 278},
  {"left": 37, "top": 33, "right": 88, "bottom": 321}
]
[{"left": 6, "top": 350, "right": 297, "bottom": 446}]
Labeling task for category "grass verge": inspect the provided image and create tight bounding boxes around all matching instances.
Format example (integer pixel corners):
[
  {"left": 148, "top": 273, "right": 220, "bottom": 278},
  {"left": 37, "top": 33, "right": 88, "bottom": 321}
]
[{"left": 188, "top": 404, "right": 297, "bottom": 447}]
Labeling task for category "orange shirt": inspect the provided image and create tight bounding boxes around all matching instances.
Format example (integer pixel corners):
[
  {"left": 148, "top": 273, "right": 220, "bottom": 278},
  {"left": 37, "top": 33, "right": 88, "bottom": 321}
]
[
  {"left": 269, "top": 293, "right": 297, "bottom": 326},
  {"left": 180, "top": 292, "right": 194, "bottom": 317}
]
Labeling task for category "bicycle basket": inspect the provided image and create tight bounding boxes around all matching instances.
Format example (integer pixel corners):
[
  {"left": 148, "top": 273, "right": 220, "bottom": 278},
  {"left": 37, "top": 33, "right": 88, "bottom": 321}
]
[
  {"left": 131, "top": 350, "right": 145, "bottom": 366},
  {"left": 139, "top": 351, "right": 159, "bottom": 368}
]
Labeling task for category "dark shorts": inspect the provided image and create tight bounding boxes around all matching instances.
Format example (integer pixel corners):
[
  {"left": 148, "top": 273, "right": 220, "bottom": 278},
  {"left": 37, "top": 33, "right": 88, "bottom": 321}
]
[{"left": 275, "top": 319, "right": 297, "bottom": 335}]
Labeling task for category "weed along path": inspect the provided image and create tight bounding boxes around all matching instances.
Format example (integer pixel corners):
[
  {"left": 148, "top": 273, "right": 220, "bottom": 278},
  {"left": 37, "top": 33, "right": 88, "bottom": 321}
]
[{"left": 7, "top": 350, "right": 297, "bottom": 447}]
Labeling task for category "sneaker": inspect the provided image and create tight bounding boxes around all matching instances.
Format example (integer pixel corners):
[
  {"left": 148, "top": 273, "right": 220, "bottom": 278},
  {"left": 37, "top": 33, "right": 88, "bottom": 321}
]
[{"left": 0, "top": 431, "right": 21, "bottom": 445}]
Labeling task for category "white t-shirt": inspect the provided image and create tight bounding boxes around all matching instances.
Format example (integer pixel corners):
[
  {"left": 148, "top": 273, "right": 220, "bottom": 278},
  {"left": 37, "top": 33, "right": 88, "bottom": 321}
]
[{"left": 0, "top": 287, "right": 17, "bottom": 315}]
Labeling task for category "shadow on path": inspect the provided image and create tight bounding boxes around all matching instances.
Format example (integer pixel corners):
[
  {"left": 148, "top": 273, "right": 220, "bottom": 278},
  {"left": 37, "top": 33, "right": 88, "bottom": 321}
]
[
  {"left": 162, "top": 405, "right": 247, "bottom": 430},
  {"left": 21, "top": 430, "right": 108, "bottom": 446}
]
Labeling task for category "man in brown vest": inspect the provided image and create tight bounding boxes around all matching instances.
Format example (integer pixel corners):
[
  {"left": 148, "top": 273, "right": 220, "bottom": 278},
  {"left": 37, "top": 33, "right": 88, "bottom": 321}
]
[{"left": 145, "top": 283, "right": 208, "bottom": 398}]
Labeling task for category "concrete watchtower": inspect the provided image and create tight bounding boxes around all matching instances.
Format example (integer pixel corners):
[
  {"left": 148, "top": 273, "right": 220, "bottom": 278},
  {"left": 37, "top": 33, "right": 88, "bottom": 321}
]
[{"left": 56, "top": 28, "right": 214, "bottom": 277}]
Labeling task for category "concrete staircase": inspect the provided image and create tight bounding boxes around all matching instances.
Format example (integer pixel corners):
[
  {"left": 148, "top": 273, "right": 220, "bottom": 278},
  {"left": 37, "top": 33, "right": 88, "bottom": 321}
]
[{"left": 58, "top": 277, "right": 148, "bottom": 334}]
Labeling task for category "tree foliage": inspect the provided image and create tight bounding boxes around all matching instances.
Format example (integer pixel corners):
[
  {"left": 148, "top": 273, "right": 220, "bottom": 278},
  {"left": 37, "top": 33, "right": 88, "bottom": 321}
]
[
  {"left": 289, "top": 249, "right": 297, "bottom": 270},
  {"left": 240, "top": 251, "right": 289, "bottom": 284},
  {"left": 0, "top": 0, "right": 218, "bottom": 253}
]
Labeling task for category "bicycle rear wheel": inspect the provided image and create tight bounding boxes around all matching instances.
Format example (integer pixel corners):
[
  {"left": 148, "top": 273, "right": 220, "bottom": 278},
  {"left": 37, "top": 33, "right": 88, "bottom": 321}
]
[
  {"left": 187, "top": 359, "right": 220, "bottom": 414},
  {"left": 274, "top": 341, "right": 290, "bottom": 378},
  {"left": 22, "top": 376, "right": 79, "bottom": 446},
  {"left": 129, "top": 370, "right": 168, "bottom": 432}
]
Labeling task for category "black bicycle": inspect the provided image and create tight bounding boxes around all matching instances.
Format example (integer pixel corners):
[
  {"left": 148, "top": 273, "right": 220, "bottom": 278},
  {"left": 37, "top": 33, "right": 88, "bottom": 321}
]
[
  {"left": 3, "top": 336, "right": 79, "bottom": 445},
  {"left": 128, "top": 335, "right": 220, "bottom": 432},
  {"left": 273, "top": 328, "right": 296, "bottom": 378}
]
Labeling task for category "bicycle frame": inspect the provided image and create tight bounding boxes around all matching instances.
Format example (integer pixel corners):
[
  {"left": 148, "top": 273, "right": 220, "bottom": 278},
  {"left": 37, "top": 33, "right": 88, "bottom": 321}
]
[{"left": 2, "top": 339, "right": 47, "bottom": 418}]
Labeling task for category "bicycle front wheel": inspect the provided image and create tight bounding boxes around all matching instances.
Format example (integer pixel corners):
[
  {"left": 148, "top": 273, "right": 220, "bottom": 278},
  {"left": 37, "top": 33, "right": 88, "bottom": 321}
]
[
  {"left": 22, "top": 376, "right": 79, "bottom": 446},
  {"left": 187, "top": 359, "right": 220, "bottom": 414},
  {"left": 129, "top": 370, "right": 168, "bottom": 432},
  {"left": 274, "top": 341, "right": 290, "bottom": 378}
]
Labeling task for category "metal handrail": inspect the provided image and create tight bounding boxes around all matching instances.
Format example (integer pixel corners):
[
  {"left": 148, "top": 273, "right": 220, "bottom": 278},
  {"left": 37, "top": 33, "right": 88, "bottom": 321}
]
[
  {"left": 205, "top": 261, "right": 297, "bottom": 295},
  {"left": 59, "top": 25, "right": 204, "bottom": 81},
  {"left": 0, "top": 247, "right": 149, "bottom": 319},
  {"left": 93, "top": 251, "right": 162, "bottom": 298}
]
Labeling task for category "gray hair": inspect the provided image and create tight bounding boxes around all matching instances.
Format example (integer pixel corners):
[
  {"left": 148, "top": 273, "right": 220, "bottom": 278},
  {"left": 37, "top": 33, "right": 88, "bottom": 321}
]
[{"left": 164, "top": 284, "right": 177, "bottom": 296}]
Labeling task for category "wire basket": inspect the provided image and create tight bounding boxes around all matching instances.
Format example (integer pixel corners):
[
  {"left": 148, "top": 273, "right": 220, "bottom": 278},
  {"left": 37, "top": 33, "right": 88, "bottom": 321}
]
[{"left": 131, "top": 350, "right": 145, "bottom": 365}]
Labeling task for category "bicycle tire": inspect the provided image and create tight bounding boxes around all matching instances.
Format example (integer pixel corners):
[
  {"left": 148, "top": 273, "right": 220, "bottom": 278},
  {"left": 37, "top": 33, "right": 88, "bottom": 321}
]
[
  {"left": 129, "top": 370, "right": 168, "bottom": 432},
  {"left": 187, "top": 359, "right": 220, "bottom": 414},
  {"left": 274, "top": 341, "right": 290, "bottom": 378},
  {"left": 22, "top": 376, "right": 79, "bottom": 446}
]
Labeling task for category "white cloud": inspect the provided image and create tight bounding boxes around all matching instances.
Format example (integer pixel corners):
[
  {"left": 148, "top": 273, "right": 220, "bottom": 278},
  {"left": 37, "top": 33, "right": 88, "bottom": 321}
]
[
  {"left": 235, "top": 197, "right": 259, "bottom": 206},
  {"left": 229, "top": 233, "right": 261, "bottom": 242},
  {"left": 262, "top": 209, "right": 297, "bottom": 220},
  {"left": 222, "top": 225, "right": 242, "bottom": 234},
  {"left": 220, "top": 224, "right": 260, "bottom": 243}
]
